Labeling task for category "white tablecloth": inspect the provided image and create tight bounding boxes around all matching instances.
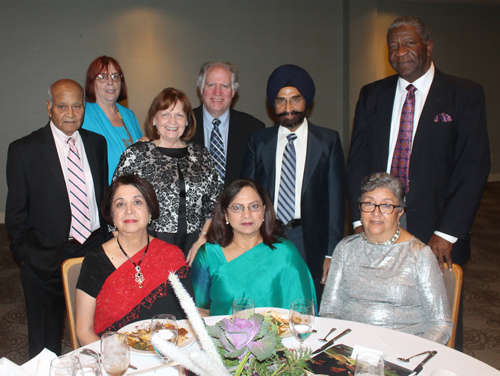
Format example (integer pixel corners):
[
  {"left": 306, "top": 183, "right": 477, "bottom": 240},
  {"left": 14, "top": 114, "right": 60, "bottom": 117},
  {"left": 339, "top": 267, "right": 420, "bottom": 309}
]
[{"left": 83, "top": 315, "right": 500, "bottom": 376}]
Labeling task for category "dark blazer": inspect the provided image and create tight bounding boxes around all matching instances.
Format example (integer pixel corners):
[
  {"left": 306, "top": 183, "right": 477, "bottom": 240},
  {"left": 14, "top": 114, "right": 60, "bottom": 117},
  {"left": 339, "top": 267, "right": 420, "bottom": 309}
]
[
  {"left": 192, "top": 105, "right": 265, "bottom": 186},
  {"left": 346, "top": 69, "right": 490, "bottom": 265},
  {"left": 5, "top": 123, "right": 109, "bottom": 280},
  {"left": 241, "top": 122, "right": 346, "bottom": 280}
]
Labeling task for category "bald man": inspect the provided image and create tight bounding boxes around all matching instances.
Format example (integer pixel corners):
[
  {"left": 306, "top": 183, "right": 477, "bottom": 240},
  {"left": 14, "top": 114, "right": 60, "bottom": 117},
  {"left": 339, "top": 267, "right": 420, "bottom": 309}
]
[{"left": 6, "top": 79, "right": 109, "bottom": 357}]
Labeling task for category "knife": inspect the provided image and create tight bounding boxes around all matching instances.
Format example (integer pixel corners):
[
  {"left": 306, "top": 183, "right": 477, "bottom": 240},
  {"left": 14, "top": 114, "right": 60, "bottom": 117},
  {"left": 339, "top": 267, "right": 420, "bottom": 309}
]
[
  {"left": 408, "top": 350, "right": 437, "bottom": 375},
  {"left": 311, "top": 328, "right": 352, "bottom": 356}
]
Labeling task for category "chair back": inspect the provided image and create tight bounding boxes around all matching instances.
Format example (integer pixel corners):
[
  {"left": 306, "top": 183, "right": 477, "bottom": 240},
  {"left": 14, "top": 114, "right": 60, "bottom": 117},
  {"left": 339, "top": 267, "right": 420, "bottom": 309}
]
[
  {"left": 443, "top": 263, "right": 463, "bottom": 348},
  {"left": 62, "top": 257, "right": 84, "bottom": 350}
]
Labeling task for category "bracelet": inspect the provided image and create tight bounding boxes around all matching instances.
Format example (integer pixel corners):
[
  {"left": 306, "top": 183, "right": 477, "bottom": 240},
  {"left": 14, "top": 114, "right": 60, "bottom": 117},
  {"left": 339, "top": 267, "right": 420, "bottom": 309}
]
[{"left": 200, "top": 231, "right": 207, "bottom": 237}]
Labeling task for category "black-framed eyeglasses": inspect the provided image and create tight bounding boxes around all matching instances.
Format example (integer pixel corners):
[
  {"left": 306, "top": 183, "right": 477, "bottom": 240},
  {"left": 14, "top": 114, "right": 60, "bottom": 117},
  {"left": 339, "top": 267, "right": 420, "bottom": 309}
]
[
  {"left": 228, "top": 202, "right": 263, "bottom": 214},
  {"left": 96, "top": 73, "right": 123, "bottom": 83},
  {"left": 359, "top": 202, "right": 402, "bottom": 215}
]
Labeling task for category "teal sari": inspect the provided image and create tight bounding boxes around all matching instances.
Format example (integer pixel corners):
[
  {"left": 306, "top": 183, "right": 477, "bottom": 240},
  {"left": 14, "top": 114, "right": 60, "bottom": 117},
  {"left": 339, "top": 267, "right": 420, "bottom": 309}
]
[{"left": 191, "top": 239, "right": 317, "bottom": 315}]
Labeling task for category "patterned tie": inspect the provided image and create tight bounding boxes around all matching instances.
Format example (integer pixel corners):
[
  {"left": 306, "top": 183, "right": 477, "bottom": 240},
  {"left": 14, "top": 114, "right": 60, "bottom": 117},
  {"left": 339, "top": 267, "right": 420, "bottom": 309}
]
[
  {"left": 277, "top": 133, "right": 298, "bottom": 225},
  {"left": 210, "top": 118, "right": 226, "bottom": 182},
  {"left": 391, "top": 84, "right": 417, "bottom": 193},
  {"left": 66, "top": 137, "right": 91, "bottom": 244}
]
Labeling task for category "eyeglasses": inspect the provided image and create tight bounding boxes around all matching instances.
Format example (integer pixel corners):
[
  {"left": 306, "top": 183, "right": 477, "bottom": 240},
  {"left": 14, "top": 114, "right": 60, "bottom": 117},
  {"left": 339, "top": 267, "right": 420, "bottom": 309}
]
[
  {"left": 96, "top": 73, "right": 123, "bottom": 83},
  {"left": 275, "top": 96, "right": 304, "bottom": 107},
  {"left": 359, "top": 202, "right": 402, "bottom": 215},
  {"left": 228, "top": 202, "right": 263, "bottom": 214}
]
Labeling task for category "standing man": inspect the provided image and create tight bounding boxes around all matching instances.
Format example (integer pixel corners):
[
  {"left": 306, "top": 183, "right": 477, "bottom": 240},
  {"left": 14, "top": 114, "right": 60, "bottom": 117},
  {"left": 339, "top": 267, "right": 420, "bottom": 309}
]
[
  {"left": 192, "top": 62, "right": 265, "bottom": 186},
  {"left": 242, "top": 64, "right": 345, "bottom": 300},
  {"left": 6, "top": 79, "right": 109, "bottom": 357},
  {"left": 347, "top": 17, "right": 490, "bottom": 350}
]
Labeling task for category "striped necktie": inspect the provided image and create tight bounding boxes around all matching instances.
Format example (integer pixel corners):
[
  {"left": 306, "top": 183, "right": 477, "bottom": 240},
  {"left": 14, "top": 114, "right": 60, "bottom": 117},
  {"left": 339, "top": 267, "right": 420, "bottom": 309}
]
[
  {"left": 66, "top": 137, "right": 91, "bottom": 244},
  {"left": 210, "top": 118, "right": 226, "bottom": 182},
  {"left": 277, "top": 133, "right": 297, "bottom": 225},
  {"left": 391, "top": 84, "right": 417, "bottom": 193}
]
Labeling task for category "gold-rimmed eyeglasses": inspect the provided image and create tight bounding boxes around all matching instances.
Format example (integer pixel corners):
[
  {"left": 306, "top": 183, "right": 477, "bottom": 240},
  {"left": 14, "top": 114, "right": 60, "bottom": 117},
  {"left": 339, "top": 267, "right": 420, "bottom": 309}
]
[
  {"left": 228, "top": 203, "right": 263, "bottom": 214},
  {"left": 96, "top": 73, "right": 123, "bottom": 83}
]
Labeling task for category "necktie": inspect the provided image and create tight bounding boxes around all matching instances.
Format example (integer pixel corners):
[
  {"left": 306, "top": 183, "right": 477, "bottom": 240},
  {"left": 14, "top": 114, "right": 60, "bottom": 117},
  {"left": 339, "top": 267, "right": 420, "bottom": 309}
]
[
  {"left": 210, "top": 118, "right": 226, "bottom": 182},
  {"left": 277, "top": 133, "right": 298, "bottom": 225},
  {"left": 66, "top": 137, "right": 91, "bottom": 244},
  {"left": 391, "top": 84, "right": 417, "bottom": 193}
]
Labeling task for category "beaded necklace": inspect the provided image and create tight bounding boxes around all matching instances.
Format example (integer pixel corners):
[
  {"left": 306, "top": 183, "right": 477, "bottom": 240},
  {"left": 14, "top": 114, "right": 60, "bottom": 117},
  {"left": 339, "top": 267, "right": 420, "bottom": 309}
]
[{"left": 117, "top": 237, "right": 150, "bottom": 288}]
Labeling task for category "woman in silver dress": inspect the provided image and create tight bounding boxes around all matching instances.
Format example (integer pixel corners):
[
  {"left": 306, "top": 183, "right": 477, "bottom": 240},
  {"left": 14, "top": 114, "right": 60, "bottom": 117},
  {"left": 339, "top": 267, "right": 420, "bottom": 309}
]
[{"left": 319, "top": 172, "right": 452, "bottom": 344}]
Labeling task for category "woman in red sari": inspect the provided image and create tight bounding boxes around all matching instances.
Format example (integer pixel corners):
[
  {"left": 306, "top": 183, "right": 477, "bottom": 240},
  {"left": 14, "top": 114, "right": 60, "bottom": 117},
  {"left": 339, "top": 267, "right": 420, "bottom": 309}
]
[{"left": 76, "top": 175, "right": 192, "bottom": 345}]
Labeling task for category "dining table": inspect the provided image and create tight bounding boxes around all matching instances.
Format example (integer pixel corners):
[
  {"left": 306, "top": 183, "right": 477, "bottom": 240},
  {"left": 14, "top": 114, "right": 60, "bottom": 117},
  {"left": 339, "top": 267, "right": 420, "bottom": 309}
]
[{"left": 81, "top": 312, "right": 500, "bottom": 376}]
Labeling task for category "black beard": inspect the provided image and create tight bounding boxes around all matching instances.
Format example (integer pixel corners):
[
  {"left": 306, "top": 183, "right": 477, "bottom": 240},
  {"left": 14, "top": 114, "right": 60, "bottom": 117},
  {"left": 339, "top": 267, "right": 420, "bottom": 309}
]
[{"left": 276, "top": 110, "right": 306, "bottom": 129}]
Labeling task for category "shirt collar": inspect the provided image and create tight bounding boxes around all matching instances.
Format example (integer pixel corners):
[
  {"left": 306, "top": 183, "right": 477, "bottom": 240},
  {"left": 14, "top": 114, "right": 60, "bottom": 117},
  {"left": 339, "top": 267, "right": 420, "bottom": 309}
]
[
  {"left": 278, "top": 117, "right": 308, "bottom": 142},
  {"left": 50, "top": 121, "right": 80, "bottom": 144},
  {"left": 397, "top": 62, "right": 435, "bottom": 95},
  {"left": 202, "top": 106, "right": 230, "bottom": 130}
]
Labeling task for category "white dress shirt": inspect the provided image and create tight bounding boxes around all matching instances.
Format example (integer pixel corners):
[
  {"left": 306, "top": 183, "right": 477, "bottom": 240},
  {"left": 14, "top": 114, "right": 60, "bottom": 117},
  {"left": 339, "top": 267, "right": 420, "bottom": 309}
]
[{"left": 202, "top": 106, "right": 230, "bottom": 158}]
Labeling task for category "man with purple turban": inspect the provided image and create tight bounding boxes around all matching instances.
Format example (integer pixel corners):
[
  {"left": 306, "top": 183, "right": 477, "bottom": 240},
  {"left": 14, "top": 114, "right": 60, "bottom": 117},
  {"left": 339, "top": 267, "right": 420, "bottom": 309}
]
[{"left": 241, "top": 64, "right": 345, "bottom": 300}]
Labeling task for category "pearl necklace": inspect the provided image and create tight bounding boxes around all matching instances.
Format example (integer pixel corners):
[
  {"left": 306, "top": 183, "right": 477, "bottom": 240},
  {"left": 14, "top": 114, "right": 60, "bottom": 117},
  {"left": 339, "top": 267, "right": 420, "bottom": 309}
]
[{"left": 362, "top": 226, "right": 401, "bottom": 246}]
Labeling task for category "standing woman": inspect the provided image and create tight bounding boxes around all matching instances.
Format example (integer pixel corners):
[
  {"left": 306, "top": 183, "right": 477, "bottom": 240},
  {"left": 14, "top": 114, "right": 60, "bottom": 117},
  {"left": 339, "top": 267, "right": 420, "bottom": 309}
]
[
  {"left": 83, "top": 56, "right": 143, "bottom": 183},
  {"left": 114, "top": 87, "right": 222, "bottom": 260}
]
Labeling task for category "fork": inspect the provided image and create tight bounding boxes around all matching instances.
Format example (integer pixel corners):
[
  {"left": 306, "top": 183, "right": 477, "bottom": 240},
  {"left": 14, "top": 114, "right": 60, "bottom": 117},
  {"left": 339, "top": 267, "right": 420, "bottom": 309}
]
[
  {"left": 397, "top": 350, "right": 432, "bottom": 362},
  {"left": 317, "top": 328, "right": 336, "bottom": 342}
]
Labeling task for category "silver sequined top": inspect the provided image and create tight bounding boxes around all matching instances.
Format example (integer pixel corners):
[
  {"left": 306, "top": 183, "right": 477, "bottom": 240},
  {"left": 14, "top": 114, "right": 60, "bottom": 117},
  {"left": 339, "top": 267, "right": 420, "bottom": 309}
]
[{"left": 319, "top": 234, "right": 452, "bottom": 345}]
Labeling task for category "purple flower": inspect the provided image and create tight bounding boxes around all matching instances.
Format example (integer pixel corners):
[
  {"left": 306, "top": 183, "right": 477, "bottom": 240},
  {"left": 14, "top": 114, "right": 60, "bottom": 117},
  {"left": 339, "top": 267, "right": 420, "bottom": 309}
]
[{"left": 220, "top": 317, "right": 260, "bottom": 350}]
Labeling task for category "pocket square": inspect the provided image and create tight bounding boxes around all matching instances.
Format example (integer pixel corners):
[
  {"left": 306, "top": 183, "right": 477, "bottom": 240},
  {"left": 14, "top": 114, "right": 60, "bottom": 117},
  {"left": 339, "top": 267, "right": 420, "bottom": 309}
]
[{"left": 434, "top": 113, "right": 452, "bottom": 122}]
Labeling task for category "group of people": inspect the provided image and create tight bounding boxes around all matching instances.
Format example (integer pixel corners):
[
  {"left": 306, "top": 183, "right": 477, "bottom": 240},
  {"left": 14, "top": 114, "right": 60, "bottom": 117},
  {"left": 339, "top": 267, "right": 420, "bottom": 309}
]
[{"left": 6, "top": 16, "right": 489, "bottom": 358}]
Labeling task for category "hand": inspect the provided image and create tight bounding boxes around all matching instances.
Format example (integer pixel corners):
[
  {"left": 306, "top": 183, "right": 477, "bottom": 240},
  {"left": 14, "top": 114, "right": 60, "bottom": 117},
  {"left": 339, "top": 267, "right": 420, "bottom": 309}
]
[
  {"left": 321, "top": 258, "right": 331, "bottom": 284},
  {"left": 137, "top": 136, "right": 150, "bottom": 142},
  {"left": 428, "top": 234, "right": 453, "bottom": 274},
  {"left": 354, "top": 225, "right": 364, "bottom": 234},
  {"left": 186, "top": 238, "right": 206, "bottom": 266}
]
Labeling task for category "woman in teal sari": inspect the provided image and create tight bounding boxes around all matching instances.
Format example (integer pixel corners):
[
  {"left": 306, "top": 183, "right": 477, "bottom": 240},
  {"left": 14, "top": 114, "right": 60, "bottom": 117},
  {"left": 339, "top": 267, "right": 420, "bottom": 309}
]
[{"left": 192, "top": 179, "right": 316, "bottom": 315}]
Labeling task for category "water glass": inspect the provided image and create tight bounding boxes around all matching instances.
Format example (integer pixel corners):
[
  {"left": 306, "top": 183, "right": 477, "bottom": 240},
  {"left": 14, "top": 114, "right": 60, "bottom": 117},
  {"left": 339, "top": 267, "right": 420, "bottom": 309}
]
[
  {"left": 101, "top": 332, "right": 130, "bottom": 376},
  {"left": 232, "top": 298, "right": 255, "bottom": 319},
  {"left": 289, "top": 299, "right": 315, "bottom": 347},
  {"left": 71, "top": 349, "right": 101, "bottom": 375},
  {"left": 354, "top": 351, "right": 384, "bottom": 376},
  {"left": 49, "top": 354, "right": 83, "bottom": 376},
  {"left": 151, "top": 314, "right": 178, "bottom": 363}
]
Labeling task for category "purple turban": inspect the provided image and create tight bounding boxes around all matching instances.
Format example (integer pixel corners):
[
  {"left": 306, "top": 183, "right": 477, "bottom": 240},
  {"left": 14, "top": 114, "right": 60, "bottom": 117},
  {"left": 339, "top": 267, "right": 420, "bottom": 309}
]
[{"left": 266, "top": 64, "right": 315, "bottom": 108}]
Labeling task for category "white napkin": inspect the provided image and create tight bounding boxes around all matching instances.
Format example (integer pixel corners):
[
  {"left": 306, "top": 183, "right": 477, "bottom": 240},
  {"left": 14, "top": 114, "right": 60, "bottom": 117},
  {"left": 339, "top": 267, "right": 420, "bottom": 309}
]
[
  {"left": 351, "top": 344, "right": 384, "bottom": 360},
  {"left": 21, "top": 349, "right": 56, "bottom": 376},
  {"left": 0, "top": 358, "right": 31, "bottom": 376}
]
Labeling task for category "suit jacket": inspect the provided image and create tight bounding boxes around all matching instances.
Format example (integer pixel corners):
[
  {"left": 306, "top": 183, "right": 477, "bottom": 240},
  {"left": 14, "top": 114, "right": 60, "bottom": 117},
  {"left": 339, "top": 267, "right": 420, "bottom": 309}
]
[
  {"left": 192, "top": 105, "right": 265, "bottom": 185},
  {"left": 241, "top": 122, "right": 346, "bottom": 280},
  {"left": 346, "top": 69, "right": 490, "bottom": 265},
  {"left": 5, "top": 123, "right": 109, "bottom": 280}
]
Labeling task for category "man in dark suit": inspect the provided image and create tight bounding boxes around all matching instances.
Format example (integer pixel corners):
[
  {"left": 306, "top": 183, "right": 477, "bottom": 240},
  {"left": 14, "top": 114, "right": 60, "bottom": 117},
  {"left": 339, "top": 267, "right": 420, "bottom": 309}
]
[
  {"left": 5, "top": 79, "right": 109, "bottom": 357},
  {"left": 191, "top": 62, "right": 265, "bottom": 186},
  {"left": 346, "top": 17, "right": 490, "bottom": 350},
  {"left": 242, "top": 64, "right": 345, "bottom": 301}
]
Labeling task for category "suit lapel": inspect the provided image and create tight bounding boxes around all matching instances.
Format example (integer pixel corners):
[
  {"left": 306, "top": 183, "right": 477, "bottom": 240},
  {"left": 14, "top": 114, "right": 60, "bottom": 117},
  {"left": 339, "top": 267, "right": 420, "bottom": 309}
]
[
  {"left": 376, "top": 77, "right": 398, "bottom": 164},
  {"left": 261, "top": 127, "right": 279, "bottom": 200},
  {"left": 302, "top": 124, "right": 322, "bottom": 195},
  {"left": 81, "top": 129, "right": 102, "bottom": 200},
  {"left": 227, "top": 108, "right": 239, "bottom": 162}
]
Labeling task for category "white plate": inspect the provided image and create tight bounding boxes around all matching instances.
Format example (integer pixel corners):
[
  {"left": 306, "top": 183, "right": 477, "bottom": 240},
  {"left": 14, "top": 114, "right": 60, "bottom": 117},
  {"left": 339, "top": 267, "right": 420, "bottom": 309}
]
[
  {"left": 118, "top": 319, "right": 196, "bottom": 356},
  {"left": 255, "top": 307, "right": 293, "bottom": 338}
]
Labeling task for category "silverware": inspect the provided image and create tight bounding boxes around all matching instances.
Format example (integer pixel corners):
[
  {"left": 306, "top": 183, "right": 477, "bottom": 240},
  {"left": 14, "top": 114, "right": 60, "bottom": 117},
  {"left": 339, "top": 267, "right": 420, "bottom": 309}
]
[
  {"left": 397, "top": 350, "right": 432, "bottom": 362},
  {"left": 318, "top": 328, "right": 336, "bottom": 342},
  {"left": 408, "top": 350, "right": 437, "bottom": 375},
  {"left": 311, "top": 328, "right": 351, "bottom": 356}
]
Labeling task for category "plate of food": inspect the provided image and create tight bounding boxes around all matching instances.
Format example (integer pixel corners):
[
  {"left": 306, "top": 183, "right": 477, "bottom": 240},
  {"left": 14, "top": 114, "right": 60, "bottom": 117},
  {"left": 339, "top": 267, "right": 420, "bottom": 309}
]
[
  {"left": 255, "top": 307, "right": 292, "bottom": 338},
  {"left": 118, "top": 319, "right": 195, "bottom": 356}
]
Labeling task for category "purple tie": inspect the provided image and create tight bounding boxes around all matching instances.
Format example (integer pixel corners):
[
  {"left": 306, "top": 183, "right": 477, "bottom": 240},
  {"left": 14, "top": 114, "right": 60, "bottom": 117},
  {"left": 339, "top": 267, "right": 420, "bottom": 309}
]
[
  {"left": 66, "top": 137, "right": 91, "bottom": 244},
  {"left": 391, "top": 84, "right": 417, "bottom": 193}
]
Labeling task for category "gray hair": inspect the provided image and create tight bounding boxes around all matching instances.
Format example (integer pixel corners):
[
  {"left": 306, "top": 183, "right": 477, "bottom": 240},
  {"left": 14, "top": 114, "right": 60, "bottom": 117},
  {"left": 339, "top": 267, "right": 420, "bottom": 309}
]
[
  {"left": 196, "top": 62, "right": 240, "bottom": 93},
  {"left": 47, "top": 81, "right": 86, "bottom": 107},
  {"left": 387, "top": 16, "right": 430, "bottom": 42},
  {"left": 358, "top": 172, "right": 405, "bottom": 211}
]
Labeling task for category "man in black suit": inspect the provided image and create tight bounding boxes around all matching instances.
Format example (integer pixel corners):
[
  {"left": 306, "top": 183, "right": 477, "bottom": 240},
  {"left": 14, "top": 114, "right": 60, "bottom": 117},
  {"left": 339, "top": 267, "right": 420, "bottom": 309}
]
[
  {"left": 346, "top": 17, "right": 490, "bottom": 350},
  {"left": 6, "top": 79, "right": 109, "bottom": 357},
  {"left": 192, "top": 62, "right": 265, "bottom": 186},
  {"left": 242, "top": 64, "right": 345, "bottom": 301}
]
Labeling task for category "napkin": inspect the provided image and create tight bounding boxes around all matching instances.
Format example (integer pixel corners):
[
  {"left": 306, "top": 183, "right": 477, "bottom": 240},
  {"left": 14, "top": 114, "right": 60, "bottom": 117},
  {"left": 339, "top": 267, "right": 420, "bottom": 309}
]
[
  {"left": 351, "top": 344, "right": 384, "bottom": 359},
  {"left": 0, "top": 358, "right": 31, "bottom": 376},
  {"left": 22, "top": 349, "right": 56, "bottom": 376}
]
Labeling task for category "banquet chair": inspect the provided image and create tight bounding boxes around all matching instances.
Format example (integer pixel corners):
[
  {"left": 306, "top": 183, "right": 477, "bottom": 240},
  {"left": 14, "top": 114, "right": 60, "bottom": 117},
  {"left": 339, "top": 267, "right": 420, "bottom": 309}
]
[
  {"left": 62, "top": 257, "right": 84, "bottom": 350},
  {"left": 443, "top": 263, "right": 463, "bottom": 348}
]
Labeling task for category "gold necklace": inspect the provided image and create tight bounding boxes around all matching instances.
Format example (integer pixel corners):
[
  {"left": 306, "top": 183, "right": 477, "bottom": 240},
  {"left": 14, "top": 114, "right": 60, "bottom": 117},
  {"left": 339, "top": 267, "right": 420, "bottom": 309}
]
[
  {"left": 232, "top": 238, "right": 262, "bottom": 252},
  {"left": 118, "top": 111, "right": 134, "bottom": 148}
]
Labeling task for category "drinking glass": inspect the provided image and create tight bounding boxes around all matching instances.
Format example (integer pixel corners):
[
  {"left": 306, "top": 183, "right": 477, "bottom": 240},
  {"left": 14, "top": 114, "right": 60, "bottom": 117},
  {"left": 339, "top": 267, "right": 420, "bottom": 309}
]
[
  {"left": 151, "top": 314, "right": 178, "bottom": 363},
  {"left": 232, "top": 298, "right": 255, "bottom": 319},
  {"left": 71, "top": 349, "right": 101, "bottom": 375},
  {"left": 49, "top": 354, "right": 84, "bottom": 376},
  {"left": 289, "top": 299, "right": 315, "bottom": 348},
  {"left": 354, "top": 351, "right": 384, "bottom": 376},
  {"left": 100, "top": 332, "right": 130, "bottom": 376}
]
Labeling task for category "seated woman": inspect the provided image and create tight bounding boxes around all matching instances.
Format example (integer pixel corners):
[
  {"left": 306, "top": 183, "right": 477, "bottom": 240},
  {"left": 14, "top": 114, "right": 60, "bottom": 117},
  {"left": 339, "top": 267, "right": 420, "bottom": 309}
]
[
  {"left": 191, "top": 178, "right": 316, "bottom": 316},
  {"left": 76, "top": 175, "right": 192, "bottom": 345},
  {"left": 319, "top": 172, "right": 452, "bottom": 344}
]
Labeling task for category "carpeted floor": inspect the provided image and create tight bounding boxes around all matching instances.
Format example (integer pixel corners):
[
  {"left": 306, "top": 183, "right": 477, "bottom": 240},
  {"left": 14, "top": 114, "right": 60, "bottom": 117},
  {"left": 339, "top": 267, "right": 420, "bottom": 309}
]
[{"left": 0, "top": 182, "right": 499, "bottom": 369}]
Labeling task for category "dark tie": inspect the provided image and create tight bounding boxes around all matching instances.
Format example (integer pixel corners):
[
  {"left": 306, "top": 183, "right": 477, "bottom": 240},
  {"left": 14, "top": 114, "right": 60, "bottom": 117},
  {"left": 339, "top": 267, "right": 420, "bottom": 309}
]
[
  {"left": 391, "top": 84, "right": 417, "bottom": 193},
  {"left": 66, "top": 137, "right": 91, "bottom": 244},
  {"left": 210, "top": 118, "right": 225, "bottom": 182},
  {"left": 277, "top": 133, "right": 298, "bottom": 225}
]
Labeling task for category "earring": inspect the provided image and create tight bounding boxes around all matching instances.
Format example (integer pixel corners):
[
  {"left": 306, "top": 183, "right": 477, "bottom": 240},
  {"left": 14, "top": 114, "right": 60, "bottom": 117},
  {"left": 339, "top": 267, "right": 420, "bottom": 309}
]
[
  {"left": 149, "top": 216, "right": 152, "bottom": 224},
  {"left": 263, "top": 218, "right": 265, "bottom": 222},
  {"left": 109, "top": 223, "right": 117, "bottom": 232},
  {"left": 153, "top": 123, "right": 156, "bottom": 127},
  {"left": 226, "top": 220, "right": 229, "bottom": 225}
]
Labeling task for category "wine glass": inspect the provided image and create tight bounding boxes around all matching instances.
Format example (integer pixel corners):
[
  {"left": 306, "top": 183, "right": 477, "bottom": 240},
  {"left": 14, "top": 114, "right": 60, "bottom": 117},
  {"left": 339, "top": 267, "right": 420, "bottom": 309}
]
[
  {"left": 354, "top": 351, "right": 384, "bottom": 376},
  {"left": 50, "top": 354, "right": 84, "bottom": 376},
  {"left": 232, "top": 298, "right": 255, "bottom": 319},
  {"left": 100, "top": 332, "right": 130, "bottom": 376},
  {"left": 72, "top": 349, "right": 101, "bottom": 375},
  {"left": 289, "top": 299, "right": 315, "bottom": 348},
  {"left": 151, "top": 314, "right": 178, "bottom": 363}
]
